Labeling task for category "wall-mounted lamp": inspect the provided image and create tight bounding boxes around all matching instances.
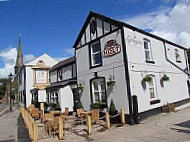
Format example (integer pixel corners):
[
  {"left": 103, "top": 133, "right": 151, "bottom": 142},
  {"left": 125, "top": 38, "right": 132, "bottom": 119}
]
[{"left": 94, "top": 72, "right": 98, "bottom": 78}]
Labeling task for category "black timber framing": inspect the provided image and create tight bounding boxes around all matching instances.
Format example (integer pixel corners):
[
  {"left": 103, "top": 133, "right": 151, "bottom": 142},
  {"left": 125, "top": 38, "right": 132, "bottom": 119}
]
[{"left": 73, "top": 11, "right": 187, "bottom": 50}]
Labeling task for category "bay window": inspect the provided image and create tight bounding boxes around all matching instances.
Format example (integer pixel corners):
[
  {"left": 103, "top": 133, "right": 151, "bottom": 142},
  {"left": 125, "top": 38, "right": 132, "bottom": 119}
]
[{"left": 91, "top": 78, "right": 106, "bottom": 104}]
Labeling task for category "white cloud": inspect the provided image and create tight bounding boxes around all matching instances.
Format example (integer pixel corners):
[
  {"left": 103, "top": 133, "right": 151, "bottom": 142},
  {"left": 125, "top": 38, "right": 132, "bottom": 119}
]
[
  {"left": 23, "top": 54, "right": 35, "bottom": 64},
  {"left": 54, "top": 57, "right": 68, "bottom": 62},
  {"left": 0, "top": 46, "right": 17, "bottom": 78},
  {"left": 63, "top": 48, "right": 74, "bottom": 57},
  {"left": 121, "top": 0, "right": 190, "bottom": 48}
]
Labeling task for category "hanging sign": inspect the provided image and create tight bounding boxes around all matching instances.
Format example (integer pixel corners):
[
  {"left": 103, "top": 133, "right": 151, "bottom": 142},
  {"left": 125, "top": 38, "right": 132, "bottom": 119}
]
[{"left": 103, "top": 40, "right": 121, "bottom": 57}]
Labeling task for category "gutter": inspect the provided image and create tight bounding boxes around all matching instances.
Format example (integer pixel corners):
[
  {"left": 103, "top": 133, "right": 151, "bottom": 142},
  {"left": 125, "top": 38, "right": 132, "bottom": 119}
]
[{"left": 121, "top": 27, "right": 134, "bottom": 125}]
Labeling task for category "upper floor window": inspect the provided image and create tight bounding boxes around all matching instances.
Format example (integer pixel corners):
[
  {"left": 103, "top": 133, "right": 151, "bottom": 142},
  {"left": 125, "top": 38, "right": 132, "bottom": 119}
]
[
  {"left": 90, "top": 41, "right": 102, "bottom": 67},
  {"left": 144, "top": 39, "right": 153, "bottom": 62},
  {"left": 58, "top": 69, "right": 62, "bottom": 81},
  {"left": 175, "top": 49, "right": 181, "bottom": 62}
]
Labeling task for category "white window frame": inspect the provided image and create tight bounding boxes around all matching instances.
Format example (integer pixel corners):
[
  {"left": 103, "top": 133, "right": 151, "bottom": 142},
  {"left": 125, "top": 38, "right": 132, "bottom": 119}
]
[
  {"left": 175, "top": 49, "right": 181, "bottom": 62},
  {"left": 144, "top": 39, "right": 153, "bottom": 61},
  {"left": 90, "top": 41, "right": 102, "bottom": 67},
  {"left": 91, "top": 78, "right": 106, "bottom": 103},
  {"left": 148, "top": 75, "right": 158, "bottom": 101}
]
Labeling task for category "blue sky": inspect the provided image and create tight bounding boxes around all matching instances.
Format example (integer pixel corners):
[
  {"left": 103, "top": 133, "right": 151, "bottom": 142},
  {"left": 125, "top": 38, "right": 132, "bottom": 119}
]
[{"left": 0, "top": 0, "right": 190, "bottom": 78}]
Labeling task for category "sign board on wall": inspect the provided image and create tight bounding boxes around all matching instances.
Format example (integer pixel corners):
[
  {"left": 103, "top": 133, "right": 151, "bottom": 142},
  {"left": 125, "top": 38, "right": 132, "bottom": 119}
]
[
  {"left": 127, "top": 35, "right": 142, "bottom": 48},
  {"left": 102, "top": 40, "right": 121, "bottom": 57},
  {"left": 35, "top": 69, "right": 47, "bottom": 84},
  {"left": 38, "top": 90, "right": 46, "bottom": 102}
]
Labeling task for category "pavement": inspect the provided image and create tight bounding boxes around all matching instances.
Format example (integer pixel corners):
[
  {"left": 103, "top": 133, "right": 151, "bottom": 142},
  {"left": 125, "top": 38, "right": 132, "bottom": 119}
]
[
  {"left": 0, "top": 106, "right": 18, "bottom": 142},
  {"left": 0, "top": 104, "right": 9, "bottom": 116},
  {"left": 38, "top": 104, "right": 190, "bottom": 142},
  {"left": 0, "top": 105, "right": 8, "bottom": 112},
  {"left": 0, "top": 105, "right": 190, "bottom": 142}
]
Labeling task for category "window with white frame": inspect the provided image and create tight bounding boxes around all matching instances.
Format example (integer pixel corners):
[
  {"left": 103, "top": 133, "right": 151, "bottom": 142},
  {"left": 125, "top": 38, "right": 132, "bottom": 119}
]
[
  {"left": 175, "top": 49, "right": 181, "bottom": 62},
  {"left": 50, "top": 92, "right": 59, "bottom": 103},
  {"left": 58, "top": 69, "right": 62, "bottom": 81},
  {"left": 148, "top": 75, "right": 157, "bottom": 100},
  {"left": 90, "top": 41, "right": 102, "bottom": 67},
  {"left": 144, "top": 39, "right": 153, "bottom": 61},
  {"left": 91, "top": 78, "right": 106, "bottom": 103}
]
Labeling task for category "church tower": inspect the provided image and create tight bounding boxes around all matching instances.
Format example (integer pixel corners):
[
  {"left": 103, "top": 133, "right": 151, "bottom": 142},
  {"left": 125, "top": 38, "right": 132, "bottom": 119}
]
[{"left": 14, "top": 36, "right": 23, "bottom": 76}]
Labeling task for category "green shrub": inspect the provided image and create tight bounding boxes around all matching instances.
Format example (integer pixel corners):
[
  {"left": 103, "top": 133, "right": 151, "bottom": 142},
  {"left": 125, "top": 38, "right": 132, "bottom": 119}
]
[
  {"left": 161, "top": 74, "right": 170, "bottom": 82},
  {"left": 109, "top": 99, "right": 116, "bottom": 113},
  {"left": 77, "top": 100, "right": 84, "bottom": 109},
  {"left": 142, "top": 75, "right": 152, "bottom": 83},
  {"left": 77, "top": 84, "right": 84, "bottom": 92},
  {"left": 91, "top": 102, "right": 101, "bottom": 109}
]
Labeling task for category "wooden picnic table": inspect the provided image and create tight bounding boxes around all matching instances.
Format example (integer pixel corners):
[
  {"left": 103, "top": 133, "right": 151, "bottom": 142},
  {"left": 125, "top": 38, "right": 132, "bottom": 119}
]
[
  {"left": 44, "top": 117, "right": 55, "bottom": 136},
  {"left": 50, "top": 111, "right": 62, "bottom": 116},
  {"left": 80, "top": 111, "right": 92, "bottom": 124}
]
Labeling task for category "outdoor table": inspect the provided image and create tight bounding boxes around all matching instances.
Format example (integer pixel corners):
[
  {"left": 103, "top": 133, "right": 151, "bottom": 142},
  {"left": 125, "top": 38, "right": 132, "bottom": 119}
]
[
  {"left": 44, "top": 118, "right": 55, "bottom": 136},
  {"left": 80, "top": 111, "right": 92, "bottom": 124},
  {"left": 50, "top": 111, "right": 62, "bottom": 116}
]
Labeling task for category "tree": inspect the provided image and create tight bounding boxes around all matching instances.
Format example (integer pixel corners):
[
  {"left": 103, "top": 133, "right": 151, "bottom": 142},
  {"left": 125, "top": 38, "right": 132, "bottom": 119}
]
[{"left": 0, "top": 78, "right": 8, "bottom": 100}]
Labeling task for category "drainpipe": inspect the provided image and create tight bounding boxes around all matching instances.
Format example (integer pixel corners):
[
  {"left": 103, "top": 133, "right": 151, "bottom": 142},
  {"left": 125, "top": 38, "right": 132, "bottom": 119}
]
[{"left": 121, "top": 27, "right": 134, "bottom": 125}]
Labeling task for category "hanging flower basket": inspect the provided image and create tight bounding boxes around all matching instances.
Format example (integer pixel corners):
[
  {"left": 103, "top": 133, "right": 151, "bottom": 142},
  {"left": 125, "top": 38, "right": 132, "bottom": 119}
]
[
  {"left": 77, "top": 84, "right": 84, "bottom": 92},
  {"left": 107, "top": 77, "right": 116, "bottom": 86},
  {"left": 161, "top": 74, "right": 170, "bottom": 82},
  {"left": 142, "top": 75, "right": 152, "bottom": 83}
]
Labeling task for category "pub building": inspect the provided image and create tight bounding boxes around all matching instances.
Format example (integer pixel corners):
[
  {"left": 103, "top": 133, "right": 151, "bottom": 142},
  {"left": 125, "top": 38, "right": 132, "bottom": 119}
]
[
  {"left": 73, "top": 11, "right": 190, "bottom": 123},
  {"left": 46, "top": 56, "right": 77, "bottom": 113},
  {"left": 19, "top": 53, "right": 58, "bottom": 108}
]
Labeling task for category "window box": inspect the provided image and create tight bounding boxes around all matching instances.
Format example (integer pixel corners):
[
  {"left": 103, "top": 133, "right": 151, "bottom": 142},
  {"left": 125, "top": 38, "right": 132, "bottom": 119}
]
[
  {"left": 150, "top": 99, "right": 160, "bottom": 105},
  {"left": 91, "top": 102, "right": 107, "bottom": 109},
  {"left": 145, "top": 60, "right": 155, "bottom": 64}
]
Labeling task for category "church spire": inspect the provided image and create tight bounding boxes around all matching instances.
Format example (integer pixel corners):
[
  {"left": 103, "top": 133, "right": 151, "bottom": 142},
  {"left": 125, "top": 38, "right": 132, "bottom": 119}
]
[{"left": 14, "top": 35, "right": 23, "bottom": 75}]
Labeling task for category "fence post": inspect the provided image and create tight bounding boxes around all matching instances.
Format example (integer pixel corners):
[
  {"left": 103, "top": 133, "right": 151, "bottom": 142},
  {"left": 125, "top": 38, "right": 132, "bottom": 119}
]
[
  {"left": 59, "top": 117, "right": 64, "bottom": 140},
  {"left": 120, "top": 108, "right": 125, "bottom": 125},
  {"left": 33, "top": 123, "right": 38, "bottom": 142},
  {"left": 87, "top": 115, "right": 92, "bottom": 135},
  {"left": 106, "top": 112, "right": 110, "bottom": 130}
]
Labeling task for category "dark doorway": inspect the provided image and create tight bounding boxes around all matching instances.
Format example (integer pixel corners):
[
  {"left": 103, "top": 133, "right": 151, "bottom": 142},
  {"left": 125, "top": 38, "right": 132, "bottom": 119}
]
[
  {"left": 187, "top": 80, "right": 190, "bottom": 97},
  {"left": 72, "top": 88, "right": 79, "bottom": 112}
]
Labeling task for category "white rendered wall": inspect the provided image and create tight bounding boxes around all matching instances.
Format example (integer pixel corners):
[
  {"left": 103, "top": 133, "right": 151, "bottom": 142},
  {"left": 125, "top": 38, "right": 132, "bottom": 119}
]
[
  {"left": 124, "top": 27, "right": 190, "bottom": 113},
  {"left": 76, "top": 30, "right": 130, "bottom": 114},
  {"left": 24, "top": 54, "right": 58, "bottom": 108},
  {"left": 59, "top": 85, "right": 74, "bottom": 113},
  {"left": 25, "top": 66, "right": 33, "bottom": 108}
]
